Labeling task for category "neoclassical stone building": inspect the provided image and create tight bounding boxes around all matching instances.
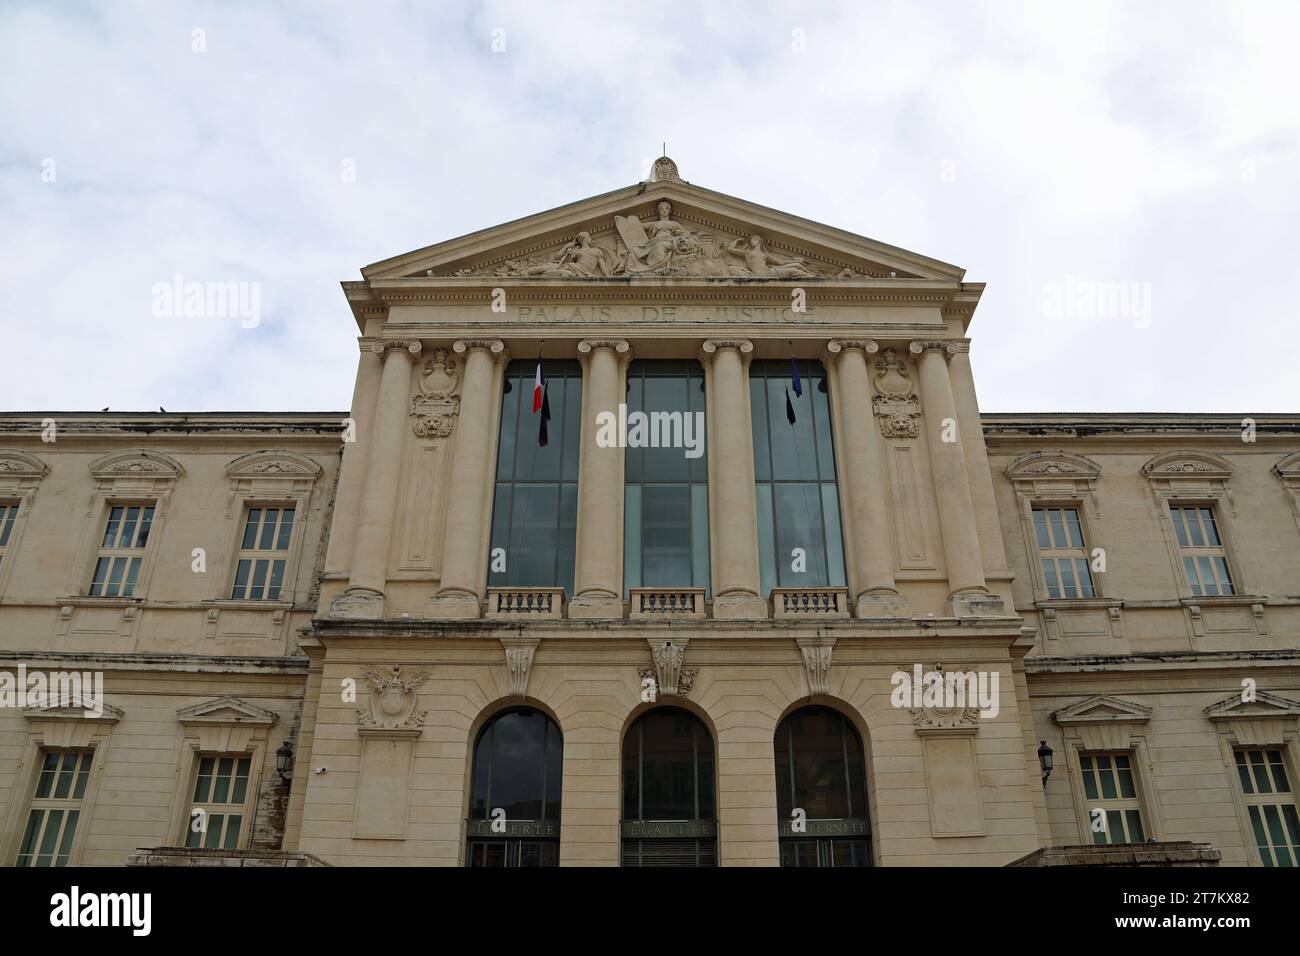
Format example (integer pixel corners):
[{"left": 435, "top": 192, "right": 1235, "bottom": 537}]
[{"left": 2, "top": 158, "right": 1298, "bottom": 867}]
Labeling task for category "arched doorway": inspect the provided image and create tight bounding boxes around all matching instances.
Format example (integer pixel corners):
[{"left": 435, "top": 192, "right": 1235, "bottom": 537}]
[
  {"left": 621, "top": 707, "right": 717, "bottom": 866},
  {"left": 465, "top": 707, "right": 562, "bottom": 866},
  {"left": 774, "top": 705, "right": 872, "bottom": 867}
]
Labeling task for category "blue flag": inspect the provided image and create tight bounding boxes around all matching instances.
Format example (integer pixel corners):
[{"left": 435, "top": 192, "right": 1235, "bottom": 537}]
[{"left": 790, "top": 357, "right": 803, "bottom": 398}]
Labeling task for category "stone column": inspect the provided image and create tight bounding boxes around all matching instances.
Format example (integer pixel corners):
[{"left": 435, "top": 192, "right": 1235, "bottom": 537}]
[
  {"left": 429, "top": 338, "right": 507, "bottom": 619},
  {"left": 700, "top": 339, "right": 766, "bottom": 620},
  {"left": 329, "top": 339, "right": 421, "bottom": 618},
  {"left": 322, "top": 338, "right": 383, "bottom": 577},
  {"left": 909, "top": 340, "right": 999, "bottom": 615},
  {"left": 825, "top": 340, "right": 904, "bottom": 617},
  {"left": 570, "top": 339, "right": 630, "bottom": 619}
]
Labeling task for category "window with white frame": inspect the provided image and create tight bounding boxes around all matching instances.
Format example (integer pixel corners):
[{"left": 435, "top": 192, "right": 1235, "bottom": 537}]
[
  {"left": 1079, "top": 751, "right": 1146, "bottom": 844},
  {"left": 0, "top": 501, "right": 18, "bottom": 567},
  {"left": 230, "top": 506, "right": 295, "bottom": 600},
  {"left": 1169, "top": 505, "right": 1235, "bottom": 596},
  {"left": 89, "top": 503, "right": 155, "bottom": 597},
  {"left": 1233, "top": 748, "right": 1300, "bottom": 867},
  {"left": 15, "top": 750, "right": 93, "bottom": 867},
  {"left": 185, "top": 754, "right": 252, "bottom": 849},
  {"left": 1032, "top": 506, "right": 1095, "bottom": 598}
]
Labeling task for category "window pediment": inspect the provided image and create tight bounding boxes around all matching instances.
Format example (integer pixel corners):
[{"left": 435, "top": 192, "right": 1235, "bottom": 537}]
[
  {"left": 23, "top": 701, "right": 124, "bottom": 723},
  {"left": 1142, "top": 450, "right": 1232, "bottom": 480},
  {"left": 177, "top": 696, "right": 278, "bottom": 727},
  {"left": 225, "top": 450, "right": 322, "bottom": 481},
  {"left": 88, "top": 449, "right": 184, "bottom": 481},
  {"left": 0, "top": 449, "right": 49, "bottom": 481},
  {"left": 1054, "top": 695, "right": 1152, "bottom": 726},
  {"left": 1204, "top": 691, "right": 1300, "bottom": 722},
  {"left": 1006, "top": 451, "right": 1101, "bottom": 483}
]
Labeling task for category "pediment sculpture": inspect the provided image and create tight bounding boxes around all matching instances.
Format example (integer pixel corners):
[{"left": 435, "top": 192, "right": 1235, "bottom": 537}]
[{"left": 447, "top": 201, "right": 855, "bottom": 279}]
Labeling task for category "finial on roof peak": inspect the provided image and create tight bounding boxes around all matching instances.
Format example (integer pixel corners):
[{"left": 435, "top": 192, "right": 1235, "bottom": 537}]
[{"left": 650, "top": 155, "right": 681, "bottom": 183}]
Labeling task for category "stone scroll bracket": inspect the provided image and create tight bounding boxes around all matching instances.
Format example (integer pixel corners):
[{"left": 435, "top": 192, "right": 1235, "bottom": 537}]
[
  {"left": 795, "top": 636, "right": 835, "bottom": 698},
  {"left": 501, "top": 635, "right": 541, "bottom": 699},
  {"left": 641, "top": 638, "right": 697, "bottom": 699}
]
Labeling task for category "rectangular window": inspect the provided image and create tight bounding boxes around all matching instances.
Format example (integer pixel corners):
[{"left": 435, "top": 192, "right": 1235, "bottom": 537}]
[
  {"left": 230, "top": 506, "right": 295, "bottom": 600},
  {"left": 1032, "top": 506, "right": 1095, "bottom": 599},
  {"left": 15, "top": 750, "right": 93, "bottom": 867},
  {"left": 185, "top": 755, "right": 252, "bottom": 850},
  {"left": 1169, "top": 505, "right": 1234, "bottom": 596},
  {"left": 89, "top": 503, "right": 154, "bottom": 597},
  {"left": 0, "top": 501, "right": 17, "bottom": 568},
  {"left": 623, "top": 361, "right": 709, "bottom": 596},
  {"left": 1079, "top": 752, "right": 1146, "bottom": 844},
  {"left": 750, "top": 360, "right": 845, "bottom": 594},
  {"left": 1234, "top": 748, "right": 1300, "bottom": 867},
  {"left": 488, "top": 360, "right": 581, "bottom": 595}
]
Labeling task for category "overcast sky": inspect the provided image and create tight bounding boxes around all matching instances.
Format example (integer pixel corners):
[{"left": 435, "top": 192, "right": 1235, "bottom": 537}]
[{"left": 3, "top": 0, "right": 1297, "bottom": 413}]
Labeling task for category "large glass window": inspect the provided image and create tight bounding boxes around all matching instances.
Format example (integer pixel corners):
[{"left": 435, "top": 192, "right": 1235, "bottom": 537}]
[
  {"left": 185, "top": 754, "right": 252, "bottom": 849},
  {"left": 623, "top": 361, "right": 710, "bottom": 596},
  {"left": 488, "top": 360, "right": 581, "bottom": 595},
  {"left": 621, "top": 707, "right": 716, "bottom": 866},
  {"left": 1233, "top": 748, "right": 1300, "bottom": 867},
  {"left": 1169, "top": 505, "right": 1235, "bottom": 596},
  {"left": 466, "top": 708, "right": 563, "bottom": 867},
  {"left": 774, "top": 706, "right": 871, "bottom": 867},
  {"left": 15, "top": 750, "right": 93, "bottom": 867},
  {"left": 230, "top": 506, "right": 295, "bottom": 600},
  {"left": 1079, "top": 752, "right": 1146, "bottom": 844},
  {"left": 89, "top": 503, "right": 154, "bottom": 597},
  {"left": 0, "top": 501, "right": 18, "bottom": 569},
  {"left": 1032, "top": 506, "right": 1095, "bottom": 598},
  {"left": 749, "top": 360, "right": 845, "bottom": 595}
]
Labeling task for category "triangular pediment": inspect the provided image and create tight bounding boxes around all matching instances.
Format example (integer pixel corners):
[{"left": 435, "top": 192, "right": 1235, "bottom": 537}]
[
  {"left": 23, "top": 701, "right": 124, "bottom": 723},
  {"left": 1053, "top": 695, "right": 1153, "bottom": 725},
  {"left": 1205, "top": 691, "right": 1300, "bottom": 721},
  {"left": 176, "top": 696, "right": 278, "bottom": 727},
  {"left": 362, "top": 172, "right": 965, "bottom": 285}
]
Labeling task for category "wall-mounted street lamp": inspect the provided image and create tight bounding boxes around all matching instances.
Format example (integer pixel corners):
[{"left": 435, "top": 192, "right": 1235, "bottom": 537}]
[
  {"left": 276, "top": 740, "right": 295, "bottom": 786},
  {"left": 1037, "top": 740, "right": 1054, "bottom": 788}
]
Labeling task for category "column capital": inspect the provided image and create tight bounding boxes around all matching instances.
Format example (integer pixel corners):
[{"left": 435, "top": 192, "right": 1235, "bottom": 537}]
[
  {"left": 453, "top": 338, "right": 508, "bottom": 360},
  {"left": 699, "top": 338, "right": 753, "bottom": 362},
  {"left": 825, "top": 339, "right": 879, "bottom": 362},
  {"left": 577, "top": 338, "right": 631, "bottom": 357},
  {"left": 908, "top": 340, "right": 959, "bottom": 360},
  {"left": 370, "top": 339, "right": 422, "bottom": 358}
]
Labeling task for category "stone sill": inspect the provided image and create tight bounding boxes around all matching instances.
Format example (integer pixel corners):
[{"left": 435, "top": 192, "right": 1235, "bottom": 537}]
[
  {"left": 127, "top": 847, "right": 332, "bottom": 867},
  {"left": 1008, "top": 842, "right": 1221, "bottom": 867}
]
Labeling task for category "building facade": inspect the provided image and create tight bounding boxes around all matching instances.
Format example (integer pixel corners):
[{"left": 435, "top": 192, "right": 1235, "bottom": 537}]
[{"left": 2, "top": 158, "right": 1299, "bottom": 867}]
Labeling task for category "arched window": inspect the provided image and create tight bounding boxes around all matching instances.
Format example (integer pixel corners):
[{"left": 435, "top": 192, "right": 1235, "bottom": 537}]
[
  {"left": 774, "top": 706, "right": 871, "bottom": 867},
  {"left": 621, "top": 707, "right": 716, "bottom": 866},
  {"left": 466, "top": 707, "right": 562, "bottom": 867}
]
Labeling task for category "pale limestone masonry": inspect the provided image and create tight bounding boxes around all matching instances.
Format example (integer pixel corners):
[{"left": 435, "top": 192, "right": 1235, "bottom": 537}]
[{"left": 2, "top": 164, "right": 1297, "bottom": 867}]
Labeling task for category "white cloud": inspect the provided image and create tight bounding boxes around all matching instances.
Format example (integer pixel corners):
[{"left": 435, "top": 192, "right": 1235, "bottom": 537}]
[{"left": 1, "top": 0, "right": 1296, "bottom": 412}]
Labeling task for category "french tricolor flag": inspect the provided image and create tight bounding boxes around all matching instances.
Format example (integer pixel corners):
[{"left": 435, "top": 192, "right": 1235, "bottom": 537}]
[{"left": 533, "top": 357, "right": 551, "bottom": 447}]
